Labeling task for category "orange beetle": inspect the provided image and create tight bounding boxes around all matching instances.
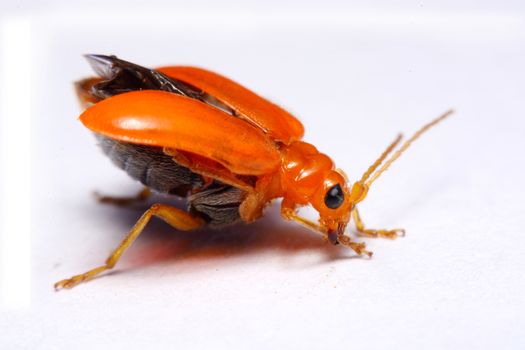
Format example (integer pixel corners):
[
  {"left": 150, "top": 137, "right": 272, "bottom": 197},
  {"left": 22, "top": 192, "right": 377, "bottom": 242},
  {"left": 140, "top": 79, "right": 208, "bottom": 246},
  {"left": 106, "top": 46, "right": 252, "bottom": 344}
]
[{"left": 55, "top": 55, "right": 452, "bottom": 290}]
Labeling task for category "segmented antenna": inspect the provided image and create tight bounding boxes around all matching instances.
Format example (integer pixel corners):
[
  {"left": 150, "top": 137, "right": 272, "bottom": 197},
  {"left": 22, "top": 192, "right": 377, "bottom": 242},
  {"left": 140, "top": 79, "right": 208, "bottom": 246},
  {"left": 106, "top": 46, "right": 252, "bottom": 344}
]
[
  {"left": 359, "top": 134, "right": 403, "bottom": 184},
  {"left": 363, "top": 109, "right": 454, "bottom": 188}
]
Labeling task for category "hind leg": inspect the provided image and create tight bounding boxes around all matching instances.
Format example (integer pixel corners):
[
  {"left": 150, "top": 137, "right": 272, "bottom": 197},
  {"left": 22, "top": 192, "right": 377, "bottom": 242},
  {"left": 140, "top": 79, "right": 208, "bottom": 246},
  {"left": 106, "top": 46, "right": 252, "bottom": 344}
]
[{"left": 55, "top": 204, "right": 205, "bottom": 290}]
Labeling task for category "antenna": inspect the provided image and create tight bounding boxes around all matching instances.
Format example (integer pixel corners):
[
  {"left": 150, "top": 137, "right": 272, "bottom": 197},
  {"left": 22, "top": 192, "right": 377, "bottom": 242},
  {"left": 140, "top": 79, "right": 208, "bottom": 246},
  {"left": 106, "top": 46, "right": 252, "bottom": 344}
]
[
  {"left": 359, "top": 133, "right": 403, "bottom": 184},
  {"left": 365, "top": 109, "right": 454, "bottom": 188}
]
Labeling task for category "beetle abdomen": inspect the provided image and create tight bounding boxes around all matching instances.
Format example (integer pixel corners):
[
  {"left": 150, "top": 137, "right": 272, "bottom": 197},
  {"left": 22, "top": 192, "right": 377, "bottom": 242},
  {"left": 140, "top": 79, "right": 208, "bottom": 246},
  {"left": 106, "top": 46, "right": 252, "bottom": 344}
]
[
  {"left": 188, "top": 184, "right": 244, "bottom": 228},
  {"left": 97, "top": 135, "right": 244, "bottom": 227},
  {"left": 97, "top": 134, "right": 204, "bottom": 196}
]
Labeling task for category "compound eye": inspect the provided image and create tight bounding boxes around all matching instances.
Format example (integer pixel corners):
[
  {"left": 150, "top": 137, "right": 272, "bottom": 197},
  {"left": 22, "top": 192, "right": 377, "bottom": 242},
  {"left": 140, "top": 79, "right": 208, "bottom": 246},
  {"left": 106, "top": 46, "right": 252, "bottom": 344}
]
[{"left": 324, "top": 184, "right": 344, "bottom": 209}]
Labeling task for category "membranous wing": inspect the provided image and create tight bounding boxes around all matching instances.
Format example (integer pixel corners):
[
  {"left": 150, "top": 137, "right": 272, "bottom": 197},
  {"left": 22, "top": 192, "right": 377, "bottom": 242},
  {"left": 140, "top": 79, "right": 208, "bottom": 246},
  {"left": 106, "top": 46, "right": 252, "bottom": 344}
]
[{"left": 84, "top": 54, "right": 204, "bottom": 100}]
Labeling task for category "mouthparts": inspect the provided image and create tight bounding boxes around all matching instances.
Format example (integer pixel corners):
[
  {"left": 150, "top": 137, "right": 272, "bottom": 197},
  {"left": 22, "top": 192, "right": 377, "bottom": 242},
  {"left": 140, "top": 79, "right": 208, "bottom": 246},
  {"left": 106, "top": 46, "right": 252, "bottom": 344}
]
[{"left": 327, "top": 221, "right": 347, "bottom": 245}]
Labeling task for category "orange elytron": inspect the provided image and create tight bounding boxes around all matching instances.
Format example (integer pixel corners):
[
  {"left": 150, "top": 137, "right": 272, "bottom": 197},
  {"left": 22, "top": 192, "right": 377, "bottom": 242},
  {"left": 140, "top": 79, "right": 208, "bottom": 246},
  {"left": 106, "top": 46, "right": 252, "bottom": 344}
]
[{"left": 55, "top": 55, "right": 452, "bottom": 289}]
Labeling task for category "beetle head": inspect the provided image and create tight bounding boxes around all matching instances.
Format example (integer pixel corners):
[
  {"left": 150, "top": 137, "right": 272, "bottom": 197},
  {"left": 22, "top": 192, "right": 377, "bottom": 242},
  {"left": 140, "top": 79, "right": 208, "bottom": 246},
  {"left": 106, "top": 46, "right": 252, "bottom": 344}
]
[{"left": 310, "top": 170, "right": 370, "bottom": 241}]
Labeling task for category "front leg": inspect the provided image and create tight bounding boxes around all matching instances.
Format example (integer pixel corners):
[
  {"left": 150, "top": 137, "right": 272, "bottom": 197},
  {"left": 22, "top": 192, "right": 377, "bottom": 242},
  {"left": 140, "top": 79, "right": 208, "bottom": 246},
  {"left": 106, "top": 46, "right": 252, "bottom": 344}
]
[
  {"left": 352, "top": 207, "right": 405, "bottom": 239},
  {"left": 280, "top": 200, "right": 372, "bottom": 257},
  {"left": 280, "top": 199, "right": 323, "bottom": 233}
]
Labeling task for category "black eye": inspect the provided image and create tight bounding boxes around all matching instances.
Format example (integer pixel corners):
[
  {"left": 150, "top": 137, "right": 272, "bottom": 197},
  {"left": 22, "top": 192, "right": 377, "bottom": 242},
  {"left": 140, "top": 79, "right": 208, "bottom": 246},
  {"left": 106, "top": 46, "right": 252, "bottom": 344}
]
[{"left": 324, "top": 184, "right": 344, "bottom": 209}]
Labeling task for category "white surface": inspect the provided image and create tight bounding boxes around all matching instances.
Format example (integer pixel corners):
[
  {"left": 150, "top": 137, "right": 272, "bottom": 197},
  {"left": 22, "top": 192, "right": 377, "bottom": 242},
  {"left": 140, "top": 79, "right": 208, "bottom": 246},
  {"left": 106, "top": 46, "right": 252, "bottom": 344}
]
[{"left": 1, "top": 1, "right": 525, "bottom": 349}]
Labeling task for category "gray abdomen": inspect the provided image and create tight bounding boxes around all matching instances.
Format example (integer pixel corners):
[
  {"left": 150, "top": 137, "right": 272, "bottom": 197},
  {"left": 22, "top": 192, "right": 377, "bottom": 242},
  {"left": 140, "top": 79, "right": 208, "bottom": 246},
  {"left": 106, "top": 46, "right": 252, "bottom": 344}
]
[
  {"left": 96, "top": 134, "right": 244, "bottom": 227},
  {"left": 97, "top": 134, "right": 204, "bottom": 196}
]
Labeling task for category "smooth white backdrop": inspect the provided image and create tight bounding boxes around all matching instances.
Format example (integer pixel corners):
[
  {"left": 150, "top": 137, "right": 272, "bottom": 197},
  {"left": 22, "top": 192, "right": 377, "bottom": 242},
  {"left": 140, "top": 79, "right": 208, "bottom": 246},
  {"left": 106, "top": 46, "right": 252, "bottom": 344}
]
[{"left": 1, "top": 1, "right": 525, "bottom": 349}]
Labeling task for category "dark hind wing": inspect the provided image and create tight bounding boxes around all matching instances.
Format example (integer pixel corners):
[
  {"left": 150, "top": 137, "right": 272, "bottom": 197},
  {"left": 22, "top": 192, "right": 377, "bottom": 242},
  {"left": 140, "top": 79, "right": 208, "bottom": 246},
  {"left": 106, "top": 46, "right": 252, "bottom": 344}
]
[{"left": 84, "top": 54, "right": 205, "bottom": 100}]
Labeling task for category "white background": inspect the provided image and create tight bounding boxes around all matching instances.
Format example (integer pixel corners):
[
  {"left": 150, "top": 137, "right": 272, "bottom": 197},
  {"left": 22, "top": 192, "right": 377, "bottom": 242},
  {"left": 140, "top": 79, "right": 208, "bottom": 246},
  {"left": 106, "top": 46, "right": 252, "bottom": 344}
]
[{"left": 1, "top": 1, "right": 525, "bottom": 349}]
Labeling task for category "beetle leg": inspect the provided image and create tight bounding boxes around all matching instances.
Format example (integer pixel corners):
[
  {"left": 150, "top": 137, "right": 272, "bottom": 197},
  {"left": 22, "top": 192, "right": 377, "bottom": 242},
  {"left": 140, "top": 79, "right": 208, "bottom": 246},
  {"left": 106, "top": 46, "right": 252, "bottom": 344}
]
[
  {"left": 94, "top": 187, "right": 151, "bottom": 207},
  {"left": 54, "top": 204, "right": 205, "bottom": 290},
  {"left": 164, "top": 148, "right": 254, "bottom": 193},
  {"left": 239, "top": 175, "right": 277, "bottom": 222},
  {"left": 281, "top": 205, "right": 322, "bottom": 232},
  {"left": 352, "top": 207, "right": 405, "bottom": 239},
  {"left": 337, "top": 235, "right": 373, "bottom": 257},
  {"left": 281, "top": 201, "right": 372, "bottom": 257}
]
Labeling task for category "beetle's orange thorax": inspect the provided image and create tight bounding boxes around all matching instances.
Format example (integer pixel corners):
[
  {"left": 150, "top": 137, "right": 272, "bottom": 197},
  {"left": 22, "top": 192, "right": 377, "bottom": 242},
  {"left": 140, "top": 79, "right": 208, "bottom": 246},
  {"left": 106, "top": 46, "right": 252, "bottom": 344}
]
[{"left": 279, "top": 141, "right": 335, "bottom": 204}]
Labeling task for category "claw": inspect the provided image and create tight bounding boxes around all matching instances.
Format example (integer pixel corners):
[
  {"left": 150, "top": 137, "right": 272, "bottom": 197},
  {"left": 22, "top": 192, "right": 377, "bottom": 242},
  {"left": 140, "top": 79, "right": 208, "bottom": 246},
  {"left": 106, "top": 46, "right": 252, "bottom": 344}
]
[
  {"left": 54, "top": 265, "right": 109, "bottom": 291},
  {"left": 54, "top": 275, "right": 85, "bottom": 290},
  {"left": 395, "top": 228, "right": 406, "bottom": 237},
  {"left": 382, "top": 228, "right": 405, "bottom": 239}
]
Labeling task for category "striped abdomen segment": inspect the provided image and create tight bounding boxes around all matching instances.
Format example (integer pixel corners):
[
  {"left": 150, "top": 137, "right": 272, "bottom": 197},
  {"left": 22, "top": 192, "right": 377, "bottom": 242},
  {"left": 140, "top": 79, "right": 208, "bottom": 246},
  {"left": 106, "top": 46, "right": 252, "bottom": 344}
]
[
  {"left": 97, "top": 134, "right": 204, "bottom": 196},
  {"left": 96, "top": 135, "right": 245, "bottom": 227}
]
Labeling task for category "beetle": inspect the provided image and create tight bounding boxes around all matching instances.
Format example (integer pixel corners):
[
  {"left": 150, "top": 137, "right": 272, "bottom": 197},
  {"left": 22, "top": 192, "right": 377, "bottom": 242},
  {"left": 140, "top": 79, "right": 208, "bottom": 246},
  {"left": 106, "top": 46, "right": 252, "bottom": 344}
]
[{"left": 54, "top": 54, "right": 452, "bottom": 289}]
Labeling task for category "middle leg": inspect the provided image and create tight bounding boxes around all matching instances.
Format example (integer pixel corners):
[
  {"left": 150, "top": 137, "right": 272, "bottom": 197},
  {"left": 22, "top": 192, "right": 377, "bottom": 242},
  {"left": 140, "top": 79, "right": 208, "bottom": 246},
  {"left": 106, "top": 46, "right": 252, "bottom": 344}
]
[
  {"left": 352, "top": 207, "right": 405, "bottom": 239},
  {"left": 94, "top": 187, "right": 151, "bottom": 206}
]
